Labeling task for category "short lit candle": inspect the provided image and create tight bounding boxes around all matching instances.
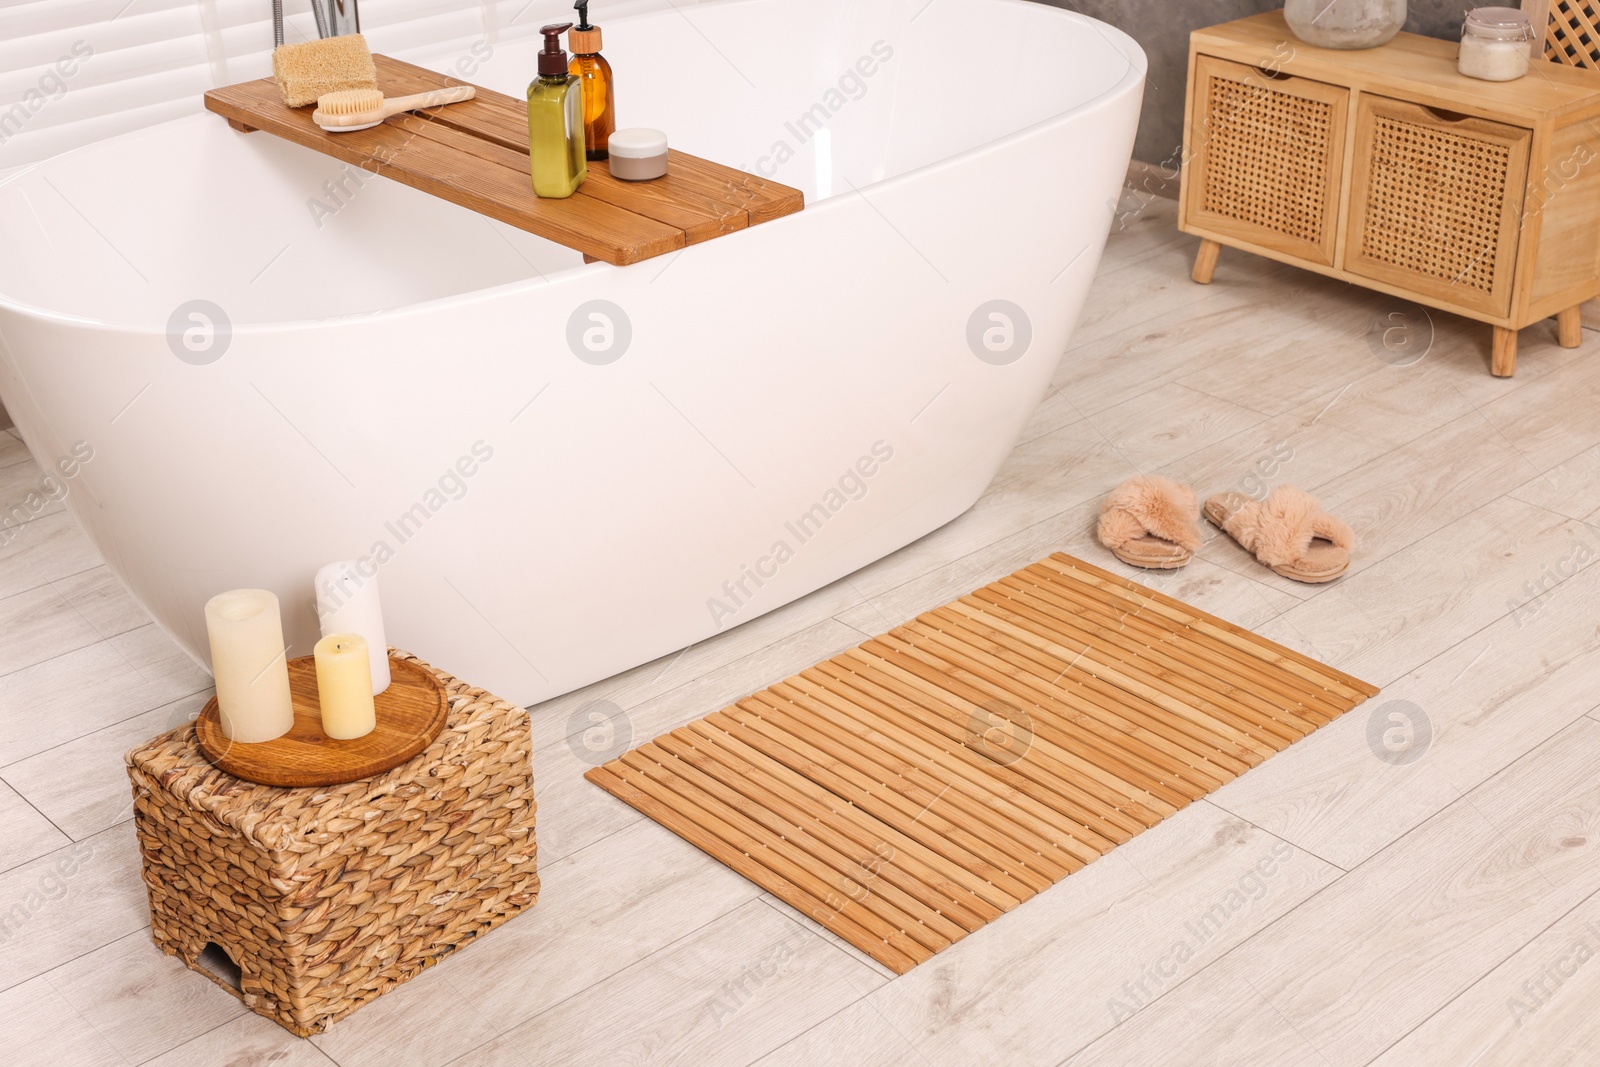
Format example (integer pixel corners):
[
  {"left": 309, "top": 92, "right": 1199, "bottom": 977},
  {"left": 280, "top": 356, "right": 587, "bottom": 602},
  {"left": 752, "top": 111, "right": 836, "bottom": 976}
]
[
  {"left": 314, "top": 633, "right": 376, "bottom": 740},
  {"left": 205, "top": 589, "right": 294, "bottom": 743},
  {"left": 315, "top": 561, "right": 390, "bottom": 694}
]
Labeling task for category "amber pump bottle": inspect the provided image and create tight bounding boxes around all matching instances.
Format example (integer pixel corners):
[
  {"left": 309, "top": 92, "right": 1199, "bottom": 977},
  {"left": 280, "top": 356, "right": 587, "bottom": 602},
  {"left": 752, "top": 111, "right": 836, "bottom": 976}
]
[{"left": 569, "top": 0, "right": 615, "bottom": 161}]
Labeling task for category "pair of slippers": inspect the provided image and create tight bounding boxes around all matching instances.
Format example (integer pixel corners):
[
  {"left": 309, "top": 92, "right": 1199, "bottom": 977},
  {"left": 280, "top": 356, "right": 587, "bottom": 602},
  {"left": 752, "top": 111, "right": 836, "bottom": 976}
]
[{"left": 1097, "top": 475, "right": 1355, "bottom": 583}]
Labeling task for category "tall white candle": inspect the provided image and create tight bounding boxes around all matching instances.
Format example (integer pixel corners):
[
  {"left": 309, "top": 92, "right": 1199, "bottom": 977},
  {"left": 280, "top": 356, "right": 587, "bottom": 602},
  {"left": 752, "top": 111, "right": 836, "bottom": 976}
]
[
  {"left": 314, "top": 561, "right": 390, "bottom": 694},
  {"left": 204, "top": 589, "right": 294, "bottom": 743}
]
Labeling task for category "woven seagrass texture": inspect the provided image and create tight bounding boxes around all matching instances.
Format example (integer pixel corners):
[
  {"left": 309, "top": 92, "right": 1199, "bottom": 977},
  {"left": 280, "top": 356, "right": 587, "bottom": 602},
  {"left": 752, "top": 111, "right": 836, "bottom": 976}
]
[
  {"left": 1542, "top": 0, "right": 1600, "bottom": 69},
  {"left": 1358, "top": 115, "right": 1513, "bottom": 294},
  {"left": 1199, "top": 73, "right": 1336, "bottom": 245},
  {"left": 125, "top": 650, "right": 538, "bottom": 1037}
]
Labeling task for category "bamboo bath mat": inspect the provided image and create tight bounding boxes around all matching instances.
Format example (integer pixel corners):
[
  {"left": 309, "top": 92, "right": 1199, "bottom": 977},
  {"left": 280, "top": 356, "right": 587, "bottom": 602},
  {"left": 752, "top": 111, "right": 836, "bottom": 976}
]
[{"left": 585, "top": 553, "right": 1377, "bottom": 973}]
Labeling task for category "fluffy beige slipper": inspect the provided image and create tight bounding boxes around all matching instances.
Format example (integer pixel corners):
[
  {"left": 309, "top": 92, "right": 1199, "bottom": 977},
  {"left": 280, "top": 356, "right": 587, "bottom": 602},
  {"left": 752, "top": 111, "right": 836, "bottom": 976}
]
[
  {"left": 1097, "top": 475, "right": 1202, "bottom": 569},
  {"left": 1204, "top": 486, "right": 1354, "bottom": 583}
]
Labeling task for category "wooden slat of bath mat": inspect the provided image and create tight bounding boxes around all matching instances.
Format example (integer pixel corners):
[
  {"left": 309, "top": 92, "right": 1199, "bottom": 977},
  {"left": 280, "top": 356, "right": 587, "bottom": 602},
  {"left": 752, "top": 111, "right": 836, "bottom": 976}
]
[
  {"left": 1014, "top": 565, "right": 1353, "bottom": 723},
  {"left": 698, "top": 711, "right": 1041, "bottom": 902},
  {"left": 1008, "top": 564, "right": 1351, "bottom": 724},
  {"left": 673, "top": 720, "right": 1015, "bottom": 918},
  {"left": 861, "top": 635, "right": 1181, "bottom": 829},
  {"left": 778, "top": 672, "right": 1121, "bottom": 856},
  {"left": 992, "top": 572, "right": 1327, "bottom": 728},
  {"left": 916, "top": 605, "right": 1248, "bottom": 784},
  {"left": 878, "top": 625, "right": 1201, "bottom": 810},
  {"left": 650, "top": 731, "right": 986, "bottom": 935},
  {"left": 960, "top": 589, "right": 1308, "bottom": 747},
  {"left": 746, "top": 690, "right": 1093, "bottom": 872},
  {"left": 202, "top": 55, "right": 802, "bottom": 265},
  {"left": 617, "top": 743, "right": 952, "bottom": 957},
  {"left": 1038, "top": 556, "right": 1377, "bottom": 700},
  {"left": 793, "top": 668, "right": 1132, "bottom": 851},
  {"left": 726, "top": 701, "right": 1064, "bottom": 892},
  {"left": 586, "top": 552, "right": 1378, "bottom": 974}
]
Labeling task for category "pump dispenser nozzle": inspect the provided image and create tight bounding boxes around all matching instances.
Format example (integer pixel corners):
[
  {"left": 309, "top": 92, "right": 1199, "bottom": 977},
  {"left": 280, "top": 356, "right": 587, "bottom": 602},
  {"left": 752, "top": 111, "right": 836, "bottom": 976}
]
[
  {"left": 537, "top": 22, "right": 573, "bottom": 76},
  {"left": 528, "top": 21, "right": 586, "bottom": 196},
  {"left": 565, "top": 2, "right": 612, "bottom": 161},
  {"left": 570, "top": 1, "right": 603, "bottom": 54}
]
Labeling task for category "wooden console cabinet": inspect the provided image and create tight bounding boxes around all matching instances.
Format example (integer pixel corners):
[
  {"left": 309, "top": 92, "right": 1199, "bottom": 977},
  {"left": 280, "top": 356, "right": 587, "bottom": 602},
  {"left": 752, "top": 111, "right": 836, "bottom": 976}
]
[{"left": 1179, "top": 11, "right": 1600, "bottom": 375}]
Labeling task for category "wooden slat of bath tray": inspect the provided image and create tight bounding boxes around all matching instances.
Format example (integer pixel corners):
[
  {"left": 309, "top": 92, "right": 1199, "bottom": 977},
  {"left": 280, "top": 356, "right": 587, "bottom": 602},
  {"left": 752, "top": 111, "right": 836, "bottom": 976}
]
[
  {"left": 586, "top": 552, "right": 1378, "bottom": 975},
  {"left": 203, "top": 55, "right": 803, "bottom": 265}
]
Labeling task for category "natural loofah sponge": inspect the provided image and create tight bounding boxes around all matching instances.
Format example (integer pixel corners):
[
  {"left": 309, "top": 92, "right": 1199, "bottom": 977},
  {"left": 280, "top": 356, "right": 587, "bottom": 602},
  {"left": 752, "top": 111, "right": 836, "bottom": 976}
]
[{"left": 271, "top": 34, "right": 379, "bottom": 108}]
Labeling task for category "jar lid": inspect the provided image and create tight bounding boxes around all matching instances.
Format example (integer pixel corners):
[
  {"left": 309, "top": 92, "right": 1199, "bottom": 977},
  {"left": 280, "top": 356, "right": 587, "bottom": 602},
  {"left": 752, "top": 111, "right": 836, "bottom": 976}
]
[
  {"left": 1464, "top": 6, "right": 1536, "bottom": 40},
  {"left": 609, "top": 128, "right": 668, "bottom": 159}
]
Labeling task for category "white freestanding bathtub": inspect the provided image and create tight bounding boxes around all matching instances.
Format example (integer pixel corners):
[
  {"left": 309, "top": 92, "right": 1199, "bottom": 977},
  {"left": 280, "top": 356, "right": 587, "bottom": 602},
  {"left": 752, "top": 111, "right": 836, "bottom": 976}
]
[{"left": 0, "top": 0, "right": 1143, "bottom": 704}]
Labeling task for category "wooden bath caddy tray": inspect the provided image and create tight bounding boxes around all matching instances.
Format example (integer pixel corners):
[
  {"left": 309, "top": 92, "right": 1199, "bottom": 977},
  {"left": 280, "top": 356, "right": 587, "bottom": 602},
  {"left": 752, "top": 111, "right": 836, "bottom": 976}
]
[
  {"left": 203, "top": 55, "right": 804, "bottom": 265},
  {"left": 195, "top": 653, "right": 449, "bottom": 787}
]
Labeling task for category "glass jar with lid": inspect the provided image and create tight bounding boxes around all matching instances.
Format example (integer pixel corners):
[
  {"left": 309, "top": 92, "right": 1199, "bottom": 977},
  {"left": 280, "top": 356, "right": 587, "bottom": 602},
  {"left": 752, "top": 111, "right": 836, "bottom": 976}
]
[{"left": 1459, "top": 7, "right": 1538, "bottom": 81}]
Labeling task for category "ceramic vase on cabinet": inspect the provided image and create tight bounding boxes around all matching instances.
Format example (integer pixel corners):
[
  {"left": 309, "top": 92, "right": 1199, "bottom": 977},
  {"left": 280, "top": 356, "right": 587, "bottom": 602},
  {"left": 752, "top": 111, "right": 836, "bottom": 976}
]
[{"left": 1284, "top": 0, "right": 1406, "bottom": 49}]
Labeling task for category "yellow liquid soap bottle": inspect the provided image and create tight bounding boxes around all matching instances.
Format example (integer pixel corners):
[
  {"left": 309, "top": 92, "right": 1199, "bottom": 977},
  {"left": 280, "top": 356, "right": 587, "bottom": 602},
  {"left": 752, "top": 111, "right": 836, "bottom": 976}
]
[
  {"left": 528, "top": 22, "right": 587, "bottom": 198},
  {"left": 569, "top": 0, "right": 615, "bottom": 161}
]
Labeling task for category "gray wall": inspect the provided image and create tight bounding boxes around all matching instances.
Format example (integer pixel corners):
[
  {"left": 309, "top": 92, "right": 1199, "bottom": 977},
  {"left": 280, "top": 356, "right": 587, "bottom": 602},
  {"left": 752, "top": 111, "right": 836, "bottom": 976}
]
[{"left": 1039, "top": 1, "right": 1470, "bottom": 165}]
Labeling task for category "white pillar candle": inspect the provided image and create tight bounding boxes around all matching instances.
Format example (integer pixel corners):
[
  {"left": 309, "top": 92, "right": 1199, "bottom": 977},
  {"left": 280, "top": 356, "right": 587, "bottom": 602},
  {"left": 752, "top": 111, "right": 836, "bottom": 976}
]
[
  {"left": 204, "top": 589, "right": 294, "bottom": 743},
  {"left": 314, "top": 633, "right": 376, "bottom": 739},
  {"left": 314, "top": 561, "right": 390, "bottom": 694}
]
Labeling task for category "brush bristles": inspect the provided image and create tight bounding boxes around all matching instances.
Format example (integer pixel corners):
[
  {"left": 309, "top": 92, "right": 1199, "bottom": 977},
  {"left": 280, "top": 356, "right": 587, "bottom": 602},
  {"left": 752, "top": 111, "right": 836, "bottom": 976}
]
[{"left": 316, "top": 89, "right": 385, "bottom": 116}]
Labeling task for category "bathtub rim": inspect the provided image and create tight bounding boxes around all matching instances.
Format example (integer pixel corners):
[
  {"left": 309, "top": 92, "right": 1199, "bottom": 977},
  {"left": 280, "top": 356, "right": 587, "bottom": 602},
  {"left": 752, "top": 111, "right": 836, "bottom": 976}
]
[{"left": 0, "top": 1, "right": 1145, "bottom": 334}]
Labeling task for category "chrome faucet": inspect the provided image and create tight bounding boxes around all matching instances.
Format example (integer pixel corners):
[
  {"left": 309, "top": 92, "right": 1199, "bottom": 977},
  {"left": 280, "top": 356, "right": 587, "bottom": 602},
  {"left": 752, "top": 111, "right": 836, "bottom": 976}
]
[
  {"left": 273, "top": 0, "right": 360, "bottom": 48},
  {"left": 325, "top": 0, "right": 360, "bottom": 37}
]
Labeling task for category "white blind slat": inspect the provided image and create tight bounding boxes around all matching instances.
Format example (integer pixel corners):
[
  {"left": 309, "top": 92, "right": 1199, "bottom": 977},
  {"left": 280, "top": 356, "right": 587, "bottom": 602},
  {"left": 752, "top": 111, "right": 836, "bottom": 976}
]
[{"left": 0, "top": 0, "right": 679, "bottom": 171}]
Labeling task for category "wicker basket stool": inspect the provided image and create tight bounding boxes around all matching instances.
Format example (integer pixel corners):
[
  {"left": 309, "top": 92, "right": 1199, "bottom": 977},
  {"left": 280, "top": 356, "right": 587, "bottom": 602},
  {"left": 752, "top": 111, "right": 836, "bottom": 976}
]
[{"left": 124, "top": 650, "right": 538, "bottom": 1037}]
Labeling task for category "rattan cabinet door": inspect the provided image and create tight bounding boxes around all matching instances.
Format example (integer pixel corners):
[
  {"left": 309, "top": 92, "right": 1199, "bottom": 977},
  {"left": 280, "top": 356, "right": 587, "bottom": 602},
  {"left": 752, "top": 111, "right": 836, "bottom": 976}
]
[
  {"left": 1343, "top": 96, "right": 1532, "bottom": 319},
  {"left": 1183, "top": 55, "right": 1349, "bottom": 267}
]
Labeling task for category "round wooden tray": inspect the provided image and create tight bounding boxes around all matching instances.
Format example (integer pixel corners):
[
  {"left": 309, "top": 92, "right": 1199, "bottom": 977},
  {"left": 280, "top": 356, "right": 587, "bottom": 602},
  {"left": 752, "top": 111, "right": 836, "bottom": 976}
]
[{"left": 196, "top": 655, "right": 449, "bottom": 787}]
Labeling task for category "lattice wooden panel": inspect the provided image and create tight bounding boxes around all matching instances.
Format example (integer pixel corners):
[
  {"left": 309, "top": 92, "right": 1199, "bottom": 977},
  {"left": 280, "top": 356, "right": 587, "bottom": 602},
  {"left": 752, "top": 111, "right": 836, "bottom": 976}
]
[
  {"left": 1538, "top": 0, "right": 1600, "bottom": 69},
  {"left": 1199, "top": 73, "right": 1337, "bottom": 245},
  {"left": 586, "top": 554, "right": 1378, "bottom": 974},
  {"left": 1360, "top": 115, "right": 1514, "bottom": 294}
]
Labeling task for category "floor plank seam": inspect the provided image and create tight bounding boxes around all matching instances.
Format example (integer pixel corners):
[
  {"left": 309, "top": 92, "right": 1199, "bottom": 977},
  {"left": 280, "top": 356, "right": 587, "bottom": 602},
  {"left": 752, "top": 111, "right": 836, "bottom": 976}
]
[
  {"left": 751, "top": 894, "right": 900, "bottom": 987},
  {"left": 0, "top": 559, "right": 112, "bottom": 622},
  {"left": 1338, "top": 711, "right": 1598, "bottom": 879},
  {"left": 439, "top": 896, "right": 768, "bottom": 1045},
  {"left": 0, "top": 840, "right": 148, "bottom": 998},
  {"left": 0, "top": 773, "right": 72, "bottom": 869},
  {"left": 43, "top": 965, "right": 151, "bottom": 1067},
  {"left": 0, "top": 682, "right": 215, "bottom": 774},
  {"left": 1056, "top": 709, "right": 1600, "bottom": 1064},
  {"left": 542, "top": 615, "right": 869, "bottom": 755},
  {"left": 1353, "top": 879, "right": 1600, "bottom": 1067},
  {"left": 1194, "top": 798, "right": 1350, "bottom": 874}
]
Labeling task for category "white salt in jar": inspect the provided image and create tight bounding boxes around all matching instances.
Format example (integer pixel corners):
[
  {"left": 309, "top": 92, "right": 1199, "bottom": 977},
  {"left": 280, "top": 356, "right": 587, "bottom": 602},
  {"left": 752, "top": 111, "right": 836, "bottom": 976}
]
[{"left": 1459, "top": 7, "right": 1537, "bottom": 81}]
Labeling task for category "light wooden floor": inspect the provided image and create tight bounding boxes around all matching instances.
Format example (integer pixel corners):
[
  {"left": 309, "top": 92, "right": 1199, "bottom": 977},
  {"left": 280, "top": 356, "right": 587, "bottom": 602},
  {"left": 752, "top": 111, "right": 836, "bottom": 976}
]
[{"left": 5, "top": 194, "right": 1600, "bottom": 1066}]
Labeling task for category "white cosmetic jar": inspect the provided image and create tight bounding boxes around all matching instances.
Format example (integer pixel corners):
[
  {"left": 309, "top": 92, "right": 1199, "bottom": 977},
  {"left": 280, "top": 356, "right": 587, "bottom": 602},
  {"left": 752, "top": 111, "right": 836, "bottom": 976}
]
[{"left": 608, "top": 128, "right": 669, "bottom": 180}]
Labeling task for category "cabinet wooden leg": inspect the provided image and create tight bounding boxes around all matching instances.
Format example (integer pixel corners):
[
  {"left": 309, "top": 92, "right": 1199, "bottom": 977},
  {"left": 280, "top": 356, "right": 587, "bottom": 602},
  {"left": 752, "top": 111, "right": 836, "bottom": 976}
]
[
  {"left": 1558, "top": 306, "right": 1584, "bottom": 348},
  {"left": 1492, "top": 326, "right": 1518, "bottom": 377},
  {"left": 1191, "top": 239, "right": 1221, "bottom": 285}
]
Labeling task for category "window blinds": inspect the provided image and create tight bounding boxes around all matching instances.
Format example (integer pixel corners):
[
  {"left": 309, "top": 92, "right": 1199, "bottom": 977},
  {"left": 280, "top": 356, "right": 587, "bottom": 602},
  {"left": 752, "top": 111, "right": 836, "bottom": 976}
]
[{"left": 0, "top": 0, "right": 601, "bottom": 172}]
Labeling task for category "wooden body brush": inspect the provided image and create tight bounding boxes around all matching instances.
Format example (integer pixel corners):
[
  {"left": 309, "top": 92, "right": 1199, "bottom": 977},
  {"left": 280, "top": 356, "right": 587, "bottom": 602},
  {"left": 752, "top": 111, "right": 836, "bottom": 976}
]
[{"left": 312, "top": 86, "right": 477, "bottom": 132}]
